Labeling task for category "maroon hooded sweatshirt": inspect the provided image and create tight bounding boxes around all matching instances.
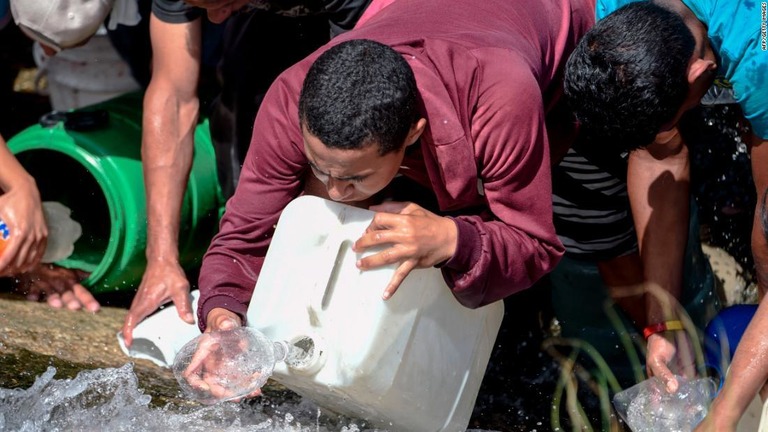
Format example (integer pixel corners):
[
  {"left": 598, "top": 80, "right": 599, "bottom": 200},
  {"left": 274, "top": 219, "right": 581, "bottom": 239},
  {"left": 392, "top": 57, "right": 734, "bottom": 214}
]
[{"left": 197, "top": 0, "right": 594, "bottom": 329}]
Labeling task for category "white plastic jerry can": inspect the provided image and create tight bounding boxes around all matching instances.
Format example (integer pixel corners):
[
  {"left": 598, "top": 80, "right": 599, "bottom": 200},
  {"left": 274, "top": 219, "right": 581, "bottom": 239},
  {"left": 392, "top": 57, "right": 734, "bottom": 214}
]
[{"left": 246, "top": 196, "right": 505, "bottom": 432}]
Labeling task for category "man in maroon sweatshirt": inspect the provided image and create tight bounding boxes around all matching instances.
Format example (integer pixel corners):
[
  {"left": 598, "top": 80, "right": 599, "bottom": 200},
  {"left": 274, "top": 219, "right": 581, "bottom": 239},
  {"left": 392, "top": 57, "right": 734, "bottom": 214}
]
[{"left": 197, "top": 0, "right": 593, "bottom": 333}]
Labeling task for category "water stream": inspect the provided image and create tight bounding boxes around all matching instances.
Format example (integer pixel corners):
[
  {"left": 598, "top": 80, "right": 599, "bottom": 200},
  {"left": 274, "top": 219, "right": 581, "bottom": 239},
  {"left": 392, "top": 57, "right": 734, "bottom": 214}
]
[{"left": 0, "top": 363, "right": 383, "bottom": 432}]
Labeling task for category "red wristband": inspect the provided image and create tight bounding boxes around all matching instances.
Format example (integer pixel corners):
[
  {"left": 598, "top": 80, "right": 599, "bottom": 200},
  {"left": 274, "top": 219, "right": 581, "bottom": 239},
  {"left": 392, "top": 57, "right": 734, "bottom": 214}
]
[{"left": 642, "top": 320, "right": 684, "bottom": 340}]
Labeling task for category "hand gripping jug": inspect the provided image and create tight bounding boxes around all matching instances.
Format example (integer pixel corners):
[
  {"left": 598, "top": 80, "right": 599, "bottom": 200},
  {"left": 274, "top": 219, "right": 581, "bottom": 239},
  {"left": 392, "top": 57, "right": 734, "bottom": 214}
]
[{"left": 246, "top": 196, "right": 505, "bottom": 432}]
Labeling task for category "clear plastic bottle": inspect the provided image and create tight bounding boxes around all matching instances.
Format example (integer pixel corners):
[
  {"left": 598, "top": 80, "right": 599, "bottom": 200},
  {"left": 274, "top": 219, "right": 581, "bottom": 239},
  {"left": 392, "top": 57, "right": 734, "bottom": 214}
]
[
  {"left": 172, "top": 327, "right": 315, "bottom": 405},
  {"left": 613, "top": 376, "right": 717, "bottom": 432},
  {"left": 0, "top": 201, "right": 82, "bottom": 263}
]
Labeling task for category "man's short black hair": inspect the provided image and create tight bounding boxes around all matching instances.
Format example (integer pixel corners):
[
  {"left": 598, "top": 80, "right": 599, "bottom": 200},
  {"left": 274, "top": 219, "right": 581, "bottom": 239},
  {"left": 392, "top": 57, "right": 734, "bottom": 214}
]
[
  {"left": 299, "top": 39, "right": 419, "bottom": 155},
  {"left": 563, "top": 2, "right": 695, "bottom": 152}
]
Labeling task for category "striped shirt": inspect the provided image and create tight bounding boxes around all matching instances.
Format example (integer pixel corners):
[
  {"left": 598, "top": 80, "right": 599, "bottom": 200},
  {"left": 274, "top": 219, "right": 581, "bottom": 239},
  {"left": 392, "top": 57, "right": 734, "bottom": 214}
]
[{"left": 552, "top": 146, "right": 638, "bottom": 260}]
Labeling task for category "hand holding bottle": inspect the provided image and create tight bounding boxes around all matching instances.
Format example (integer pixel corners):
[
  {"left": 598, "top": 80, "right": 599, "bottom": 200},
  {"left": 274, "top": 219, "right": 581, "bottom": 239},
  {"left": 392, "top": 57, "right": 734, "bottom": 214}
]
[
  {"left": 0, "top": 144, "right": 47, "bottom": 276},
  {"left": 173, "top": 325, "right": 276, "bottom": 404},
  {"left": 0, "top": 201, "right": 82, "bottom": 276}
]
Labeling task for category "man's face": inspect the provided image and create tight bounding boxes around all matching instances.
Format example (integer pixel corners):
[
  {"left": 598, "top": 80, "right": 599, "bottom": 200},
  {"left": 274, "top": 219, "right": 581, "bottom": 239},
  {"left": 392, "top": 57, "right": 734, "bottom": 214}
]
[
  {"left": 658, "top": 71, "right": 716, "bottom": 133},
  {"left": 183, "top": 0, "right": 252, "bottom": 23},
  {"left": 302, "top": 128, "right": 406, "bottom": 203}
]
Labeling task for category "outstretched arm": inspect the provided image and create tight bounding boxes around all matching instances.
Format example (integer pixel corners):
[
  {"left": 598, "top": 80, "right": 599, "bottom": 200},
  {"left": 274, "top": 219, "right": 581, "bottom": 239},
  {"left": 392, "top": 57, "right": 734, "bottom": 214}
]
[
  {"left": 697, "top": 135, "right": 768, "bottom": 432},
  {"left": 627, "top": 127, "right": 692, "bottom": 393},
  {"left": 122, "top": 13, "right": 202, "bottom": 347}
]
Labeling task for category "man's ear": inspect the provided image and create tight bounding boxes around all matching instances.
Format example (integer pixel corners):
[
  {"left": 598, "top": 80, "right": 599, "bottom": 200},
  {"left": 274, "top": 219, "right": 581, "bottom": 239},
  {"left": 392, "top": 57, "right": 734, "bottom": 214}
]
[
  {"left": 405, "top": 118, "right": 427, "bottom": 147},
  {"left": 687, "top": 58, "right": 716, "bottom": 85}
]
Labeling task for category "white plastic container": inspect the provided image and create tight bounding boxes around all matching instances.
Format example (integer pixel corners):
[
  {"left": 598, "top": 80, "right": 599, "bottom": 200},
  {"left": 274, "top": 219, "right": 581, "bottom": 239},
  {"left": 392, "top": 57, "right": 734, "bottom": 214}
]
[
  {"left": 33, "top": 32, "right": 140, "bottom": 111},
  {"left": 246, "top": 196, "right": 505, "bottom": 432}
]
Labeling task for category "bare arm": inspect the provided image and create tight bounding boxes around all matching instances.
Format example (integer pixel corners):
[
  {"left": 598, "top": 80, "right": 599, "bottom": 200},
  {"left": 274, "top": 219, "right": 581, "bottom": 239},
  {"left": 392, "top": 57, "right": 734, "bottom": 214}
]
[
  {"left": 698, "top": 135, "right": 768, "bottom": 431},
  {"left": 750, "top": 136, "right": 768, "bottom": 299},
  {"left": 627, "top": 127, "right": 691, "bottom": 391},
  {"left": 122, "top": 13, "right": 202, "bottom": 346},
  {"left": 628, "top": 129, "right": 690, "bottom": 325}
]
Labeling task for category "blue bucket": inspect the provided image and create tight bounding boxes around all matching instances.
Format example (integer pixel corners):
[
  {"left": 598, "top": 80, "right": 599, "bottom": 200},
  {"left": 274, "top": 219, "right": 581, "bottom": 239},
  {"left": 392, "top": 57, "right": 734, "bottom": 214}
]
[{"left": 704, "top": 304, "right": 758, "bottom": 390}]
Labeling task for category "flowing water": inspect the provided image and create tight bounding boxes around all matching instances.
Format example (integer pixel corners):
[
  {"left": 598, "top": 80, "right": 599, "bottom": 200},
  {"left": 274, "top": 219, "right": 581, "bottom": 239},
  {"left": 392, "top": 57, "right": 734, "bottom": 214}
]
[
  {"left": 0, "top": 363, "right": 378, "bottom": 431},
  {"left": 0, "top": 362, "right": 504, "bottom": 432}
]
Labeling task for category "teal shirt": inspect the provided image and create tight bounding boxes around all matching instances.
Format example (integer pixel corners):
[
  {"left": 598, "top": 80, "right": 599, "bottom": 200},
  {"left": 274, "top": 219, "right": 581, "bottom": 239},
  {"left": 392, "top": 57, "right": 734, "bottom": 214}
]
[{"left": 596, "top": 0, "right": 768, "bottom": 139}]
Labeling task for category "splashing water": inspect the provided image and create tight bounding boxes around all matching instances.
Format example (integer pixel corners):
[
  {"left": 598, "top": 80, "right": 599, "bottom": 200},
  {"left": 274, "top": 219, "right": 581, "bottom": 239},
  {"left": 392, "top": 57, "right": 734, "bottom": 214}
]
[{"left": 0, "top": 363, "right": 379, "bottom": 432}]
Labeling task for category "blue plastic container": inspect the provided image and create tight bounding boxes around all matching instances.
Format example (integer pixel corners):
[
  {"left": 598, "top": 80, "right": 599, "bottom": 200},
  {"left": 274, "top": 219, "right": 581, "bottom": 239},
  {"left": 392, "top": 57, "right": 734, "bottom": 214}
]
[{"left": 704, "top": 303, "right": 759, "bottom": 389}]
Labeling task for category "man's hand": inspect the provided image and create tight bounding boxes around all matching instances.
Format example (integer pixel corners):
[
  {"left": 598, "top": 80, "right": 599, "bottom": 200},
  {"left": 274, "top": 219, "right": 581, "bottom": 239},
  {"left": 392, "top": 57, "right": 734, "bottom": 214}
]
[
  {"left": 353, "top": 201, "right": 457, "bottom": 300},
  {"left": 13, "top": 263, "right": 99, "bottom": 312},
  {"left": 178, "top": 309, "right": 263, "bottom": 404},
  {"left": 121, "top": 259, "right": 194, "bottom": 347},
  {"left": 0, "top": 181, "right": 46, "bottom": 276},
  {"left": 645, "top": 330, "right": 697, "bottom": 393},
  {"left": 129, "top": 14, "right": 201, "bottom": 348}
]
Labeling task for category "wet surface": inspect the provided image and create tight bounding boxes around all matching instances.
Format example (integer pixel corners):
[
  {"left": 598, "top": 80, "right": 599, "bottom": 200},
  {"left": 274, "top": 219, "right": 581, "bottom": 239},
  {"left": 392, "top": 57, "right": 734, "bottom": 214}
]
[{"left": 0, "top": 292, "right": 186, "bottom": 408}]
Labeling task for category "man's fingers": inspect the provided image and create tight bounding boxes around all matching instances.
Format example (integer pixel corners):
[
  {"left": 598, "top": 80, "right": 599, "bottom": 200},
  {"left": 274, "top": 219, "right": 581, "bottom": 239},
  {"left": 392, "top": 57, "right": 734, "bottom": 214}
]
[
  {"left": 121, "top": 310, "right": 144, "bottom": 347},
  {"left": 648, "top": 357, "right": 679, "bottom": 393},
  {"left": 220, "top": 319, "right": 239, "bottom": 331},
  {"left": 172, "top": 291, "right": 195, "bottom": 324},
  {"left": 354, "top": 229, "right": 398, "bottom": 254},
  {"left": 185, "top": 337, "right": 220, "bottom": 377},
  {"left": 59, "top": 289, "right": 82, "bottom": 311},
  {"left": 208, "top": 380, "right": 234, "bottom": 401},
  {"left": 73, "top": 283, "right": 100, "bottom": 313},
  {"left": 46, "top": 292, "right": 64, "bottom": 309},
  {"left": 12, "top": 240, "right": 34, "bottom": 271},
  {"left": 122, "top": 289, "right": 167, "bottom": 347},
  {"left": 382, "top": 260, "right": 416, "bottom": 300},
  {"left": 357, "top": 245, "right": 405, "bottom": 269},
  {"left": 30, "top": 241, "right": 47, "bottom": 269}
]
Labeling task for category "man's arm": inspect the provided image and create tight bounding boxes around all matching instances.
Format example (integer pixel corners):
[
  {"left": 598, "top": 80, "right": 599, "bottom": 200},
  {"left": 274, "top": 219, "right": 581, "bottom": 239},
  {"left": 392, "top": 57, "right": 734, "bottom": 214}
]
[
  {"left": 121, "top": 13, "right": 202, "bottom": 346},
  {"left": 197, "top": 68, "right": 310, "bottom": 331},
  {"left": 433, "top": 51, "right": 564, "bottom": 308},
  {"left": 627, "top": 128, "right": 692, "bottom": 392},
  {"left": 698, "top": 135, "right": 768, "bottom": 431},
  {"left": 750, "top": 136, "right": 768, "bottom": 296}
]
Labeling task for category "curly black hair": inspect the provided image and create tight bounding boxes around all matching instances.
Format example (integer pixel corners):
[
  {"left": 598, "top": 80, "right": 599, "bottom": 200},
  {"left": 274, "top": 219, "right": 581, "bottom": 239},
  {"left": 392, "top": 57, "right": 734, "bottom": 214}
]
[
  {"left": 299, "top": 39, "right": 420, "bottom": 155},
  {"left": 564, "top": 2, "right": 695, "bottom": 153}
]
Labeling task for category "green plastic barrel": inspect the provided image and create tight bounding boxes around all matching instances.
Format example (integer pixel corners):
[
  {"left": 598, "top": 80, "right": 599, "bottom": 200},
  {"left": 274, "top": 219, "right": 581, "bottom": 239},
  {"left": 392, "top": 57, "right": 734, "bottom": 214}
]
[{"left": 6, "top": 92, "right": 223, "bottom": 294}]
